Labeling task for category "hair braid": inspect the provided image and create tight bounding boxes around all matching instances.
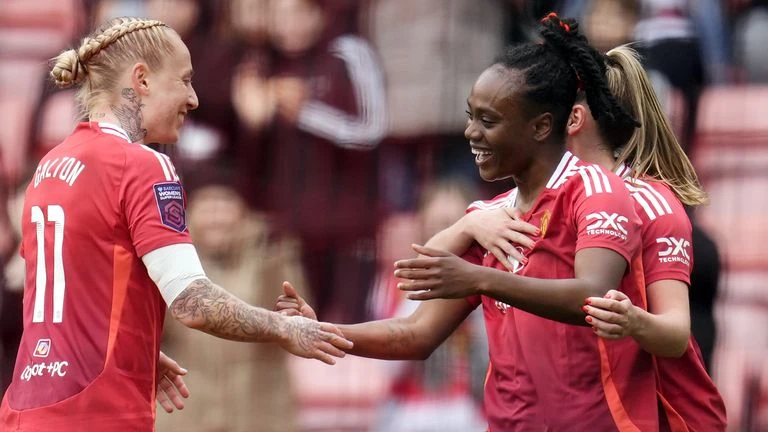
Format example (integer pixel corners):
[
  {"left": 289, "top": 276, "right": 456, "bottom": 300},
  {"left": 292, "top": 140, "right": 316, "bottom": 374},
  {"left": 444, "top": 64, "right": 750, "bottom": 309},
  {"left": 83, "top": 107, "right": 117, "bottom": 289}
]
[
  {"left": 51, "top": 18, "right": 166, "bottom": 88},
  {"left": 50, "top": 17, "right": 177, "bottom": 117},
  {"left": 78, "top": 19, "right": 166, "bottom": 67},
  {"left": 539, "top": 15, "right": 637, "bottom": 127}
]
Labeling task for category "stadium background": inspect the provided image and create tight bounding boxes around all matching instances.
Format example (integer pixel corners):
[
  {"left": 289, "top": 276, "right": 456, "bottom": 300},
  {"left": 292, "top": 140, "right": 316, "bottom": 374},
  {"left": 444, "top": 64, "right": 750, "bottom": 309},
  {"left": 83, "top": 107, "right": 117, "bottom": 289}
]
[{"left": 0, "top": 0, "right": 766, "bottom": 430}]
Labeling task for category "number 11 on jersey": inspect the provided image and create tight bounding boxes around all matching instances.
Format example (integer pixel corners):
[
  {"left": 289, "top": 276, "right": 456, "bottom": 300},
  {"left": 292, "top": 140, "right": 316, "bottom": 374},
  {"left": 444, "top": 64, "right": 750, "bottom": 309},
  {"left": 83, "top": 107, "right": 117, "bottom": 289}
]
[{"left": 30, "top": 205, "right": 66, "bottom": 323}]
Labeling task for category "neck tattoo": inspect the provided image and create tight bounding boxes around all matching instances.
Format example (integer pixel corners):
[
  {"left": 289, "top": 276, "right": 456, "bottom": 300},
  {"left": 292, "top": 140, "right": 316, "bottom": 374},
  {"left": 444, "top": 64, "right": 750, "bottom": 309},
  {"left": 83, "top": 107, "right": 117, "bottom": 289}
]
[{"left": 111, "top": 88, "right": 148, "bottom": 142}]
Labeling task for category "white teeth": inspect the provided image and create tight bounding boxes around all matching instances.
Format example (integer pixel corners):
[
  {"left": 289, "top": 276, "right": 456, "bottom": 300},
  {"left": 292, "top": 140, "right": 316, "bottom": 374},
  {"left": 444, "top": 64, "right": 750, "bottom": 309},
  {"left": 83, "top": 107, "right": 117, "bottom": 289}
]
[{"left": 471, "top": 149, "right": 492, "bottom": 156}]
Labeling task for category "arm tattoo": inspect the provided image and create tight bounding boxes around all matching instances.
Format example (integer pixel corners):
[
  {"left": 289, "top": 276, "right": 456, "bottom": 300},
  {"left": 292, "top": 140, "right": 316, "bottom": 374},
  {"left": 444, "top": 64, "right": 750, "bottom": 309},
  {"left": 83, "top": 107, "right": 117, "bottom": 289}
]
[
  {"left": 383, "top": 321, "right": 422, "bottom": 358},
  {"left": 170, "top": 279, "right": 283, "bottom": 343},
  {"left": 111, "top": 88, "right": 148, "bottom": 142}
]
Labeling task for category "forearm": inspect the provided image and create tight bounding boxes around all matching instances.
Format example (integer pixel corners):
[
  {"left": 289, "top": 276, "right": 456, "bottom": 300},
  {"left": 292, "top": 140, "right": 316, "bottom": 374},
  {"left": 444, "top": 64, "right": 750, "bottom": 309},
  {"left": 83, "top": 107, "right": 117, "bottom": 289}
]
[
  {"left": 170, "top": 278, "right": 287, "bottom": 344},
  {"left": 338, "top": 318, "right": 432, "bottom": 361},
  {"left": 425, "top": 220, "right": 475, "bottom": 255},
  {"left": 479, "top": 269, "right": 606, "bottom": 325},
  {"left": 630, "top": 307, "right": 690, "bottom": 357}
]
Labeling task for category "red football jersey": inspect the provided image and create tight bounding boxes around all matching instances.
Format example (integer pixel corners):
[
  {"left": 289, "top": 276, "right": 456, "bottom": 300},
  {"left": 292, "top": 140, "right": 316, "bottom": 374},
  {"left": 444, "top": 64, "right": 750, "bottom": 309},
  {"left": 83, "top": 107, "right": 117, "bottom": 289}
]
[
  {"left": 465, "top": 152, "right": 658, "bottom": 431},
  {"left": 1, "top": 122, "right": 192, "bottom": 431},
  {"left": 617, "top": 165, "right": 727, "bottom": 431}
]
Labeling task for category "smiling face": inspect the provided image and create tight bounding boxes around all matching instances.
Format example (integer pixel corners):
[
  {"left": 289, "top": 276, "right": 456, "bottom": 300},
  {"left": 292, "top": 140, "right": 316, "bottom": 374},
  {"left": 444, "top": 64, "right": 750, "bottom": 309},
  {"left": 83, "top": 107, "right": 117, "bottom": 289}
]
[
  {"left": 464, "top": 66, "right": 539, "bottom": 182},
  {"left": 141, "top": 33, "right": 198, "bottom": 144}
]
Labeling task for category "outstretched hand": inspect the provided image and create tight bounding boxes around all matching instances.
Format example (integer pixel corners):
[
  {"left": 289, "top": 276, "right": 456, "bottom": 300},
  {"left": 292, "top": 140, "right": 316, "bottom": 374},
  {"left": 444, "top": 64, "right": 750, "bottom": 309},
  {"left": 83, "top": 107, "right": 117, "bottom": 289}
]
[
  {"left": 156, "top": 351, "right": 190, "bottom": 413},
  {"left": 394, "top": 244, "right": 486, "bottom": 301},
  {"left": 275, "top": 281, "right": 317, "bottom": 320},
  {"left": 278, "top": 315, "right": 353, "bottom": 365}
]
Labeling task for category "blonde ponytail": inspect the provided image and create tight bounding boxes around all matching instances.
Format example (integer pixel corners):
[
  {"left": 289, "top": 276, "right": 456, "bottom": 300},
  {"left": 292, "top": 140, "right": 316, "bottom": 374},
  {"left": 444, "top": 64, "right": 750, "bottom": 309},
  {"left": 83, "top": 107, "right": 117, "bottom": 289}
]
[{"left": 606, "top": 45, "right": 707, "bottom": 206}]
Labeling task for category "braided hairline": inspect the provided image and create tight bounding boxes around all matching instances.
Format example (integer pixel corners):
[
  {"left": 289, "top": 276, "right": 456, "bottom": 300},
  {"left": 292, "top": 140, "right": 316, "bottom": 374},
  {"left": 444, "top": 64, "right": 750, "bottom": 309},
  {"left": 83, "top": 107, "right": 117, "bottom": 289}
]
[
  {"left": 539, "top": 16, "right": 638, "bottom": 129},
  {"left": 77, "top": 19, "right": 167, "bottom": 65}
]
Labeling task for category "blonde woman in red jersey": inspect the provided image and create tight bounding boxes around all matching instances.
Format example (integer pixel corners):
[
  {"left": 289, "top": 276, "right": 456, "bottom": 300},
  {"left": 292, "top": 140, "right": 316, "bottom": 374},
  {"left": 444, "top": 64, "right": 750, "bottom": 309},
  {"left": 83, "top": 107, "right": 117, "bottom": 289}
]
[
  {"left": 442, "top": 46, "right": 727, "bottom": 430},
  {"left": 579, "top": 46, "right": 726, "bottom": 431},
  {"left": 0, "top": 17, "right": 352, "bottom": 432}
]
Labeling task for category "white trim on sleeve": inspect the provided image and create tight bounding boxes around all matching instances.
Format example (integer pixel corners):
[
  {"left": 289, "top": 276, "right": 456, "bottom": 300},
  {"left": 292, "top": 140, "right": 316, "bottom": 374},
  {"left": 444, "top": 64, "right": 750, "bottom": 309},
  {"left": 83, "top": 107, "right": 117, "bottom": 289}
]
[{"left": 141, "top": 243, "right": 207, "bottom": 306}]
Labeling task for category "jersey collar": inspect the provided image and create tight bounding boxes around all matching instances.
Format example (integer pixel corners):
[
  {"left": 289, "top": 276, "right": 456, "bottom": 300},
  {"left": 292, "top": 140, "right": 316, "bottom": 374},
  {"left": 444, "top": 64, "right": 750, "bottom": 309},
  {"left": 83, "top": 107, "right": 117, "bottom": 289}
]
[{"left": 96, "top": 122, "right": 131, "bottom": 143}]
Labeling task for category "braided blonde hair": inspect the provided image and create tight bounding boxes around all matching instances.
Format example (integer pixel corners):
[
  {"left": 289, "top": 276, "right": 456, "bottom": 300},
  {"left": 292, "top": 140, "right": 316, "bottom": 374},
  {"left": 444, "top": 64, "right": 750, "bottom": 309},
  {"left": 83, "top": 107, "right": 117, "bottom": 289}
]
[
  {"left": 607, "top": 45, "right": 707, "bottom": 206},
  {"left": 50, "top": 17, "right": 177, "bottom": 117}
]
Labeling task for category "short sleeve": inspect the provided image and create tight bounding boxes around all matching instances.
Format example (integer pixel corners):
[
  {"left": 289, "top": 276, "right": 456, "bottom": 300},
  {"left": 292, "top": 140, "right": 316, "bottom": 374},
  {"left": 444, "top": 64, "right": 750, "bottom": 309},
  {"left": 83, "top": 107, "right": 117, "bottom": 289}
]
[
  {"left": 121, "top": 147, "right": 192, "bottom": 257},
  {"left": 571, "top": 167, "right": 641, "bottom": 265},
  {"left": 641, "top": 209, "right": 692, "bottom": 286},
  {"left": 463, "top": 243, "right": 485, "bottom": 309}
]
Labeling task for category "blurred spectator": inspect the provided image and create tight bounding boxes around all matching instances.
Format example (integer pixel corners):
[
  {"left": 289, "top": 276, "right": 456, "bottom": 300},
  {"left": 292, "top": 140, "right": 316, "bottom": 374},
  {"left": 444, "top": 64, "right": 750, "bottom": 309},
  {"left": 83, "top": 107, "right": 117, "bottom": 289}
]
[
  {"left": 734, "top": 6, "right": 768, "bottom": 83},
  {"left": 635, "top": 0, "right": 730, "bottom": 150},
  {"left": 144, "top": 0, "right": 241, "bottom": 165},
  {"left": 368, "top": 0, "right": 508, "bottom": 205},
  {"left": 0, "top": 0, "right": 85, "bottom": 180},
  {"left": 157, "top": 171, "right": 306, "bottom": 432},
  {"left": 236, "top": 0, "right": 386, "bottom": 324},
  {"left": 370, "top": 179, "right": 488, "bottom": 432},
  {"left": 582, "top": 0, "right": 640, "bottom": 53}
]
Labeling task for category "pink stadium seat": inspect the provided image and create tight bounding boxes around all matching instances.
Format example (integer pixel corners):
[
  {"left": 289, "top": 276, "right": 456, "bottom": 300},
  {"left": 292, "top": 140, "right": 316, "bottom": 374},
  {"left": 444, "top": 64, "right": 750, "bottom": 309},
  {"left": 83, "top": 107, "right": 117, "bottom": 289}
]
[
  {"left": 693, "top": 86, "right": 768, "bottom": 274},
  {"left": 693, "top": 86, "right": 768, "bottom": 275},
  {"left": 694, "top": 87, "right": 768, "bottom": 432},
  {"left": 0, "top": 0, "right": 82, "bottom": 59},
  {"left": 695, "top": 86, "right": 768, "bottom": 142}
]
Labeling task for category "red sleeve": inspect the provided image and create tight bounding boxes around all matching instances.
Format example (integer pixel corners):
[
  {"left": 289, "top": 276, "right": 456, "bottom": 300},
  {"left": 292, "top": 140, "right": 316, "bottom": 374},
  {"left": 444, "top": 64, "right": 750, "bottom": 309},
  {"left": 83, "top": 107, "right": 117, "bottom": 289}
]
[
  {"left": 570, "top": 168, "right": 641, "bottom": 266},
  {"left": 121, "top": 147, "right": 192, "bottom": 257},
  {"left": 463, "top": 243, "right": 485, "bottom": 308},
  {"left": 640, "top": 207, "right": 692, "bottom": 286}
]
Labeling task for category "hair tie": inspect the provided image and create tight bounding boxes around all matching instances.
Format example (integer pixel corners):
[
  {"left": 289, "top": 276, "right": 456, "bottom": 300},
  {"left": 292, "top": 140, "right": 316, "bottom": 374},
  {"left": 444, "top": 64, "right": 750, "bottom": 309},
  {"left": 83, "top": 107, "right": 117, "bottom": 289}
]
[
  {"left": 541, "top": 12, "right": 571, "bottom": 33},
  {"left": 74, "top": 52, "right": 88, "bottom": 81}
]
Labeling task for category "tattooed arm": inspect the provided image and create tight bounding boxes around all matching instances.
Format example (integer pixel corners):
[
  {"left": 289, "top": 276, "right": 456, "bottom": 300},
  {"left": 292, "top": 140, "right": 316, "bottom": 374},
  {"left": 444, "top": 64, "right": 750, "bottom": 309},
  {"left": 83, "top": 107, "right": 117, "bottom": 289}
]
[{"left": 171, "top": 278, "right": 353, "bottom": 364}]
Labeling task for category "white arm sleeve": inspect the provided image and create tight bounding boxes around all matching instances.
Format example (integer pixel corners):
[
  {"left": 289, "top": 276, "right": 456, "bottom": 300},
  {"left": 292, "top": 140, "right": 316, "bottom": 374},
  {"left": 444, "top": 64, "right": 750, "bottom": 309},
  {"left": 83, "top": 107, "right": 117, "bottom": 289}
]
[{"left": 141, "top": 243, "right": 208, "bottom": 306}]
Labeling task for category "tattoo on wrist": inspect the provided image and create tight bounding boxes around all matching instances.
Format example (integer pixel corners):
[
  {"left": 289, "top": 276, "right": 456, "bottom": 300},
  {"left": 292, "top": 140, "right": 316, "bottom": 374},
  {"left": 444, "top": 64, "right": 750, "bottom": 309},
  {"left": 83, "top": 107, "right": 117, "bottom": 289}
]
[
  {"left": 384, "top": 321, "right": 419, "bottom": 356},
  {"left": 111, "top": 88, "right": 148, "bottom": 142},
  {"left": 170, "top": 279, "right": 281, "bottom": 342}
]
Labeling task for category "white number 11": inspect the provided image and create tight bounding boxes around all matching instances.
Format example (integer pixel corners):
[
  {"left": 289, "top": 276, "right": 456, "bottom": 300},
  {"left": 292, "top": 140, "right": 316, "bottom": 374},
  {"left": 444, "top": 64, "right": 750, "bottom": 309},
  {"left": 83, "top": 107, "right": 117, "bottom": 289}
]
[{"left": 31, "top": 205, "right": 66, "bottom": 323}]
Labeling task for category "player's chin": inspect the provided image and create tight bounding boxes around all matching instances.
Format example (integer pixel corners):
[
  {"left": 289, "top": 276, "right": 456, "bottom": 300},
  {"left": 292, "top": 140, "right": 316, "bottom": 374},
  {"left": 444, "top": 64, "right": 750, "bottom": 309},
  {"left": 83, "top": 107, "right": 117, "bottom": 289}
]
[
  {"left": 154, "top": 130, "right": 181, "bottom": 145},
  {"left": 478, "top": 167, "right": 506, "bottom": 182}
]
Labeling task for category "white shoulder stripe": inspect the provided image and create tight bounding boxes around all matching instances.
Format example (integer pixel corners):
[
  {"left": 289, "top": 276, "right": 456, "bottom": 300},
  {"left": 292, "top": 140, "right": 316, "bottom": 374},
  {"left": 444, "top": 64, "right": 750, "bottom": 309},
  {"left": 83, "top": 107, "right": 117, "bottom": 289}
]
[
  {"left": 586, "top": 166, "right": 603, "bottom": 194},
  {"left": 595, "top": 165, "right": 612, "bottom": 193},
  {"left": 579, "top": 168, "right": 594, "bottom": 197},
  {"left": 160, "top": 153, "right": 180, "bottom": 181},
  {"left": 140, "top": 145, "right": 172, "bottom": 181},
  {"left": 625, "top": 180, "right": 673, "bottom": 219},
  {"left": 576, "top": 164, "right": 615, "bottom": 197},
  {"left": 630, "top": 191, "right": 658, "bottom": 221},
  {"left": 634, "top": 179, "right": 673, "bottom": 213}
]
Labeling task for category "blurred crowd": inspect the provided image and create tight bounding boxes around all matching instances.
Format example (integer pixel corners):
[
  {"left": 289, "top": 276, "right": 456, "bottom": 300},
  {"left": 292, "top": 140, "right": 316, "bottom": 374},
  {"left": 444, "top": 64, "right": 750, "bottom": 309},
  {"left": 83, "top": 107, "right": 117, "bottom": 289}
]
[{"left": 1, "top": 0, "right": 768, "bottom": 430}]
